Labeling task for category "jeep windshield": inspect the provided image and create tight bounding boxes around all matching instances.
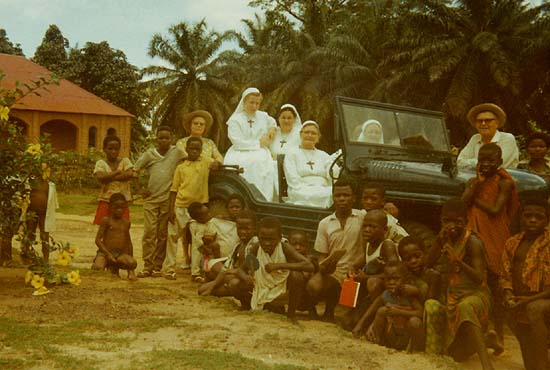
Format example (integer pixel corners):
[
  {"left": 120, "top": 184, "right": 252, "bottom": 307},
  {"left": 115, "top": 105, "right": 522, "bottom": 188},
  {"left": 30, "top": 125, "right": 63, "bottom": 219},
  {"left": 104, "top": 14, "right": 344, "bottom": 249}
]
[{"left": 336, "top": 97, "right": 453, "bottom": 167}]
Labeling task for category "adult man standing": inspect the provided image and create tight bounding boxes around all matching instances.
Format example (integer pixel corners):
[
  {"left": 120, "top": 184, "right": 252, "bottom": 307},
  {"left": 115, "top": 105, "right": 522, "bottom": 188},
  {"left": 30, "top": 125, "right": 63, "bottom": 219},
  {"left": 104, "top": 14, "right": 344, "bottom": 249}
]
[
  {"left": 306, "top": 178, "right": 363, "bottom": 321},
  {"left": 457, "top": 103, "right": 519, "bottom": 169}
]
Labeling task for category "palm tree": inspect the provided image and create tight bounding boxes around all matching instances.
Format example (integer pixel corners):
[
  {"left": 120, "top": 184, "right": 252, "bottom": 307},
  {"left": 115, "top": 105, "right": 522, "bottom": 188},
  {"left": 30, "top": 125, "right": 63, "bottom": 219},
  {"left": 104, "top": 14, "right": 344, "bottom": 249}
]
[
  {"left": 377, "top": 0, "right": 550, "bottom": 141},
  {"left": 143, "top": 21, "right": 236, "bottom": 145}
]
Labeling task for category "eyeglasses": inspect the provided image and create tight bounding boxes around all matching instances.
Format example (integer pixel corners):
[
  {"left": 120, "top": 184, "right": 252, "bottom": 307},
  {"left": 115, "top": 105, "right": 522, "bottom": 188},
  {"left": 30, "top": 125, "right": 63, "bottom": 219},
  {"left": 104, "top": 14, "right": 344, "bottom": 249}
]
[{"left": 475, "top": 118, "right": 497, "bottom": 124}]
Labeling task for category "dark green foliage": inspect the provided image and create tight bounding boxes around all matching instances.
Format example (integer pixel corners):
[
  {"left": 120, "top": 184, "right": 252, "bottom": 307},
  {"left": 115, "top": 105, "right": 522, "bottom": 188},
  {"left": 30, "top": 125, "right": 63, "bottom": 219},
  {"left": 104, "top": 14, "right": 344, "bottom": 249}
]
[
  {"left": 32, "top": 25, "right": 69, "bottom": 76},
  {"left": 0, "top": 28, "right": 24, "bottom": 56}
]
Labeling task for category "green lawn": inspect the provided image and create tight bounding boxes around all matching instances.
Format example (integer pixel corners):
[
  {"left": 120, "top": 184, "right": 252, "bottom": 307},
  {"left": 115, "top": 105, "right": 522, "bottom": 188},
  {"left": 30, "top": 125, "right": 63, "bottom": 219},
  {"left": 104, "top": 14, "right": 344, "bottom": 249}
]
[{"left": 57, "top": 192, "right": 145, "bottom": 224}]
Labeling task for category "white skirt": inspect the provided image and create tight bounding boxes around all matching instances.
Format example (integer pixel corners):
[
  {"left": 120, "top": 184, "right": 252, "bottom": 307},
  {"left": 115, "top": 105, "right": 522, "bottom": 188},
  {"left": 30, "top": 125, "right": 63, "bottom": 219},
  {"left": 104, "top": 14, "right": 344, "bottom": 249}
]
[
  {"left": 287, "top": 175, "right": 332, "bottom": 208},
  {"left": 224, "top": 146, "right": 277, "bottom": 201}
]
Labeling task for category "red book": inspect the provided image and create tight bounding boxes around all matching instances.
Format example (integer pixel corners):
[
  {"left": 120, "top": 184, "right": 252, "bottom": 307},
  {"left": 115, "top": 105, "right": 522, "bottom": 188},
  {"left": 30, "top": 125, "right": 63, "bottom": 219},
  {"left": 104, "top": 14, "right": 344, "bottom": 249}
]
[{"left": 339, "top": 276, "right": 361, "bottom": 308}]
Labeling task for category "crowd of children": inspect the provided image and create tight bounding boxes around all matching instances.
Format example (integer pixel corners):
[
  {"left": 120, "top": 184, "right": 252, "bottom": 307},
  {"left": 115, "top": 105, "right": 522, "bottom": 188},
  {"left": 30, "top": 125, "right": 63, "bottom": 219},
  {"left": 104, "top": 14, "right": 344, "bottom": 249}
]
[{"left": 17, "top": 117, "right": 547, "bottom": 370}]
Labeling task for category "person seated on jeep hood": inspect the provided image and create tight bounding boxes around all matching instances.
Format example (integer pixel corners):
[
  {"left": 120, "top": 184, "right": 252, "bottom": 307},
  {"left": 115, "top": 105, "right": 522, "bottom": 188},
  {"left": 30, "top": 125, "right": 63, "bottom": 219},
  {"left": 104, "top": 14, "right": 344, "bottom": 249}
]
[
  {"left": 457, "top": 103, "right": 519, "bottom": 170},
  {"left": 269, "top": 104, "right": 302, "bottom": 158},
  {"left": 360, "top": 182, "right": 408, "bottom": 244},
  {"left": 283, "top": 120, "right": 333, "bottom": 208}
]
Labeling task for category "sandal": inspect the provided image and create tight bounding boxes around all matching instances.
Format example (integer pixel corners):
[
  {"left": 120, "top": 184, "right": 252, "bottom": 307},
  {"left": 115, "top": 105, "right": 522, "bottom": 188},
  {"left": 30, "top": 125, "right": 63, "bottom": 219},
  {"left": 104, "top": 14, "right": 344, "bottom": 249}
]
[
  {"left": 151, "top": 270, "right": 163, "bottom": 278},
  {"left": 137, "top": 270, "right": 152, "bottom": 278},
  {"left": 164, "top": 271, "right": 177, "bottom": 280},
  {"left": 192, "top": 275, "right": 205, "bottom": 283}
]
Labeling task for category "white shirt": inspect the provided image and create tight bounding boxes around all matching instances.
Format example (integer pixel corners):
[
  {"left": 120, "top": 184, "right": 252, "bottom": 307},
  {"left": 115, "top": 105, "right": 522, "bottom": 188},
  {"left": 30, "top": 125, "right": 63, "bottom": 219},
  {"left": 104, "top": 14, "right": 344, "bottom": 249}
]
[{"left": 457, "top": 130, "right": 519, "bottom": 170}]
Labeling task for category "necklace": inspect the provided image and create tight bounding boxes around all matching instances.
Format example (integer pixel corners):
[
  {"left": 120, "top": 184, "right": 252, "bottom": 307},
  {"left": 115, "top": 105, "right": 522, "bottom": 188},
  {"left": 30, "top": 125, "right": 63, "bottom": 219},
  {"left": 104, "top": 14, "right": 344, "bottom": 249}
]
[
  {"left": 279, "top": 131, "right": 290, "bottom": 148},
  {"left": 301, "top": 147, "right": 316, "bottom": 170}
]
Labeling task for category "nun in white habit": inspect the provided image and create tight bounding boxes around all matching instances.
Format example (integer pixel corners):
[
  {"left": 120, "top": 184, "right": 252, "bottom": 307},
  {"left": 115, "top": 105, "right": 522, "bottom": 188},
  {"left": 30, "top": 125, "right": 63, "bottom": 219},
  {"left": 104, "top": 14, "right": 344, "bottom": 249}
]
[
  {"left": 357, "top": 119, "right": 384, "bottom": 144},
  {"left": 269, "top": 104, "right": 302, "bottom": 158},
  {"left": 224, "top": 87, "right": 278, "bottom": 201},
  {"left": 283, "top": 120, "right": 333, "bottom": 208}
]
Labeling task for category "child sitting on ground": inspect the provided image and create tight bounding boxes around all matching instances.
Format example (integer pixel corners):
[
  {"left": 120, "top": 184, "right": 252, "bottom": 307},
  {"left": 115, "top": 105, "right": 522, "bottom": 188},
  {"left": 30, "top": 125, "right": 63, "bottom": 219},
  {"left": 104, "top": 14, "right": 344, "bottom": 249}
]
[
  {"left": 343, "top": 209, "right": 399, "bottom": 330},
  {"left": 355, "top": 261, "right": 424, "bottom": 352},
  {"left": 187, "top": 202, "right": 217, "bottom": 282},
  {"left": 93, "top": 135, "right": 135, "bottom": 225},
  {"left": 93, "top": 193, "right": 137, "bottom": 281},
  {"left": 198, "top": 209, "right": 259, "bottom": 308},
  {"left": 361, "top": 182, "right": 408, "bottom": 243},
  {"left": 398, "top": 236, "right": 441, "bottom": 303},
  {"left": 244, "top": 217, "right": 314, "bottom": 323},
  {"left": 501, "top": 198, "right": 550, "bottom": 370}
]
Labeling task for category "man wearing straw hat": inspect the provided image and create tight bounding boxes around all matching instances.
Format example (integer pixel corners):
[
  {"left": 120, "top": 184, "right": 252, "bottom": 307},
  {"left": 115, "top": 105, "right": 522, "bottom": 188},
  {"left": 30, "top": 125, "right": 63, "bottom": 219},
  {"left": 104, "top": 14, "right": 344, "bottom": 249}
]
[{"left": 457, "top": 103, "right": 519, "bottom": 169}]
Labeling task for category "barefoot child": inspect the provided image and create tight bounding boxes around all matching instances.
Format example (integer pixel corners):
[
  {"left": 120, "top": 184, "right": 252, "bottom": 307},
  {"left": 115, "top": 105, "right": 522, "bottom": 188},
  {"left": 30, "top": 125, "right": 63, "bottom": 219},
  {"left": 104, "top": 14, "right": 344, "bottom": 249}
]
[
  {"left": 93, "top": 135, "right": 135, "bottom": 225},
  {"left": 398, "top": 236, "right": 441, "bottom": 302},
  {"left": 198, "top": 210, "right": 258, "bottom": 308},
  {"left": 187, "top": 202, "right": 215, "bottom": 282},
  {"left": 462, "top": 143, "right": 519, "bottom": 343},
  {"left": 424, "top": 198, "right": 495, "bottom": 370},
  {"left": 342, "top": 210, "right": 399, "bottom": 330},
  {"left": 358, "top": 261, "right": 424, "bottom": 352},
  {"left": 166, "top": 137, "right": 220, "bottom": 280},
  {"left": 361, "top": 182, "right": 408, "bottom": 243},
  {"left": 134, "top": 126, "right": 184, "bottom": 278},
  {"left": 93, "top": 193, "right": 137, "bottom": 281},
  {"left": 501, "top": 199, "right": 550, "bottom": 370},
  {"left": 245, "top": 217, "right": 314, "bottom": 323}
]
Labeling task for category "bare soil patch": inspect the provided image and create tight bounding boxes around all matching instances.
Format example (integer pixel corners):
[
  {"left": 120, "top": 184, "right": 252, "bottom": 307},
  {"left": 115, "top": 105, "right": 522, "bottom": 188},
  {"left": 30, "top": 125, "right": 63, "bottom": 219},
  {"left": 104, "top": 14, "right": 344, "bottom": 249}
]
[{"left": 0, "top": 214, "right": 525, "bottom": 369}]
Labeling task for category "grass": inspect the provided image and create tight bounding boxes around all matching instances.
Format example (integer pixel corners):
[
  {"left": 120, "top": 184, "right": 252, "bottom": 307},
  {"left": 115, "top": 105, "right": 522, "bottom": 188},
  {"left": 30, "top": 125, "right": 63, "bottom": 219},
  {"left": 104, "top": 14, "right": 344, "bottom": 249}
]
[
  {"left": 57, "top": 192, "right": 144, "bottom": 224},
  {"left": 130, "top": 349, "right": 308, "bottom": 370}
]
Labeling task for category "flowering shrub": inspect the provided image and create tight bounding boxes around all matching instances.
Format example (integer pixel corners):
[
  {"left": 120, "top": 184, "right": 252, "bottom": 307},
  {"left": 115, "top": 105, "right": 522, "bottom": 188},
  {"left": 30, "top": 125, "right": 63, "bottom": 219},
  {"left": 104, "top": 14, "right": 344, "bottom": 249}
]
[{"left": 23, "top": 238, "right": 81, "bottom": 295}]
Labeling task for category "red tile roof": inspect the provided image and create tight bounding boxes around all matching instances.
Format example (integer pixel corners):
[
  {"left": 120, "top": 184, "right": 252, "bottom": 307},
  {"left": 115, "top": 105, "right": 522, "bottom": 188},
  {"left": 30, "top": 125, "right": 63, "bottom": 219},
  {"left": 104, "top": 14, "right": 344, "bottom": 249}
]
[{"left": 0, "top": 53, "right": 133, "bottom": 117}]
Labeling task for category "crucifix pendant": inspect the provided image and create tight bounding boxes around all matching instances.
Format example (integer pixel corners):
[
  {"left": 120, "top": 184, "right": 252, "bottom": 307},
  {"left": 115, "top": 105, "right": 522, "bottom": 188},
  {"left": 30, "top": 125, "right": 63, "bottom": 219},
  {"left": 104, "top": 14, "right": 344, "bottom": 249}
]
[
  {"left": 247, "top": 119, "right": 253, "bottom": 128},
  {"left": 307, "top": 160, "right": 315, "bottom": 170},
  {"left": 280, "top": 139, "right": 287, "bottom": 148}
]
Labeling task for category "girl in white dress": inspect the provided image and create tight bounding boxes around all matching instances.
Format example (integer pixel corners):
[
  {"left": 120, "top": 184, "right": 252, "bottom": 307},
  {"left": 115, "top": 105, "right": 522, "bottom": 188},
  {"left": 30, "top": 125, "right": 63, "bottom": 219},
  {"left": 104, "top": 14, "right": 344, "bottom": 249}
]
[
  {"left": 269, "top": 104, "right": 302, "bottom": 158},
  {"left": 283, "top": 121, "right": 333, "bottom": 208},
  {"left": 224, "top": 87, "right": 277, "bottom": 201}
]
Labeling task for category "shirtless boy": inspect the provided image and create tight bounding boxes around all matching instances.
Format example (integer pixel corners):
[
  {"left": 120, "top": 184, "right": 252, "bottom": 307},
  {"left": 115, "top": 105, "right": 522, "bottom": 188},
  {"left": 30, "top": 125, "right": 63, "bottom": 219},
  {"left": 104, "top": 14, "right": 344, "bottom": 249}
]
[
  {"left": 93, "top": 193, "right": 137, "bottom": 281},
  {"left": 22, "top": 177, "right": 51, "bottom": 262},
  {"left": 501, "top": 199, "right": 550, "bottom": 370}
]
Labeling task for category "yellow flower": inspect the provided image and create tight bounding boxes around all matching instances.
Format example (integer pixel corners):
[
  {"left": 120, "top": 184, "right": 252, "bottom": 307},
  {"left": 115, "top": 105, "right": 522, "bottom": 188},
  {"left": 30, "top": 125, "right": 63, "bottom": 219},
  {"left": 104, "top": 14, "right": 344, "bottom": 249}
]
[
  {"left": 25, "top": 270, "right": 33, "bottom": 284},
  {"left": 0, "top": 106, "right": 9, "bottom": 121},
  {"left": 67, "top": 270, "right": 81, "bottom": 286},
  {"left": 57, "top": 251, "right": 72, "bottom": 266},
  {"left": 31, "top": 274, "right": 45, "bottom": 289},
  {"left": 33, "top": 286, "right": 50, "bottom": 296},
  {"left": 26, "top": 143, "right": 42, "bottom": 156},
  {"left": 42, "top": 163, "right": 51, "bottom": 180}
]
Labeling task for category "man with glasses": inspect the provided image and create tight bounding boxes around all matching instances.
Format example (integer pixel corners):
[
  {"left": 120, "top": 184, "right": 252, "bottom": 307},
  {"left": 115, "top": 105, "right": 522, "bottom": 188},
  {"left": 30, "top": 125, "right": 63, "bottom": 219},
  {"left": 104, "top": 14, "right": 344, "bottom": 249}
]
[{"left": 457, "top": 103, "right": 519, "bottom": 169}]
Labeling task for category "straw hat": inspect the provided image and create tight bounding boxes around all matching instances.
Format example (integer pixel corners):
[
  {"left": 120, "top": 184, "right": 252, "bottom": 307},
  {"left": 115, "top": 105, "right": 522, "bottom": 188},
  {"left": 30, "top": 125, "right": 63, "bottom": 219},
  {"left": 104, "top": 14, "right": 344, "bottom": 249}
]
[
  {"left": 182, "top": 110, "right": 213, "bottom": 134},
  {"left": 467, "top": 103, "right": 506, "bottom": 128}
]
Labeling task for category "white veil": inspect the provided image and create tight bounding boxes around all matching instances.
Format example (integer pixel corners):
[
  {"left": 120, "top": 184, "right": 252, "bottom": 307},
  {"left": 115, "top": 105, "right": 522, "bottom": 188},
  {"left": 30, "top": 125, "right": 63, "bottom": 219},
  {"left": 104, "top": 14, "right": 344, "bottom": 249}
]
[
  {"left": 227, "top": 87, "right": 261, "bottom": 124},
  {"left": 278, "top": 103, "right": 302, "bottom": 131},
  {"left": 357, "top": 119, "right": 384, "bottom": 144}
]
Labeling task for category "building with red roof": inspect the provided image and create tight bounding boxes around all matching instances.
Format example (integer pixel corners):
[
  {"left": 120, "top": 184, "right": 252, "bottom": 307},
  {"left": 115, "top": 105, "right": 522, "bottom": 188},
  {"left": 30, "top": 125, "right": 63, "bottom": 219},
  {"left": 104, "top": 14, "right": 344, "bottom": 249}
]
[{"left": 0, "top": 53, "right": 133, "bottom": 156}]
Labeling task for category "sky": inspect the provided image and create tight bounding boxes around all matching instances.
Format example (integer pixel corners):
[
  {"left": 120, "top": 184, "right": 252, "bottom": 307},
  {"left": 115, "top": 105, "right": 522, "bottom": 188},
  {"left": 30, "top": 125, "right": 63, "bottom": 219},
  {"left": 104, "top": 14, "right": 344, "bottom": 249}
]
[
  {"left": 1, "top": 0, "right": 544, "bottom": 69},
  {"left": 0, "top": 0, "right": 258, "bottom": 68}
]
